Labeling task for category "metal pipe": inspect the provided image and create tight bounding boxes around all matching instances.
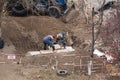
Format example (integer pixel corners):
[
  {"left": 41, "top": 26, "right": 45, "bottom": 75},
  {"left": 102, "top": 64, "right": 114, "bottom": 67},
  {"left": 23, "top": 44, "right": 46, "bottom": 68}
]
[{"left": 91, "top": 7, "right": 95, "bottom": 58}]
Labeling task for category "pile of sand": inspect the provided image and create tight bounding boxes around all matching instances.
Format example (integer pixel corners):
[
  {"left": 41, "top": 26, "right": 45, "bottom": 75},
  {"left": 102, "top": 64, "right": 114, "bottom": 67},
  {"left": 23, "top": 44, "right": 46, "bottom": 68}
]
[{"left": 2, "top": 16, "right": 69, "bottom": 52}]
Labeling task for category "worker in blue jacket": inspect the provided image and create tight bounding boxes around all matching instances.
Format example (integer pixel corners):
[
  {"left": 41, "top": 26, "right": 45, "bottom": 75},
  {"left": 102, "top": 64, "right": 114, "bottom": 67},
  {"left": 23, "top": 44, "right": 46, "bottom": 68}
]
[
  {"left": 43, "top": 35, "right": 55, "bottom": 51},
  {"left": 55, "top": 32, "right": 66, "bottom": 48},
  {"left": 56, "top": 0, "right": 67, "bottom": 4},
  {"left": 56, "top": 0, "right": 67, "bottom": 11}
]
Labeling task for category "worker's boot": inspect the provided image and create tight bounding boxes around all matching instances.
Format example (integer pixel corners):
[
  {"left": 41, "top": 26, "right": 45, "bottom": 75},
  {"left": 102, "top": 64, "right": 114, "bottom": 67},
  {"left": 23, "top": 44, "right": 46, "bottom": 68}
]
[
  {"left": 52, "top": 46, "right": 55, "bottom": 51},
  {"left": 63, "top": 43, "right": 66, "bottom": 49},
  {"left": 63, "top": 45, "right": 66, "bottom": 49}
]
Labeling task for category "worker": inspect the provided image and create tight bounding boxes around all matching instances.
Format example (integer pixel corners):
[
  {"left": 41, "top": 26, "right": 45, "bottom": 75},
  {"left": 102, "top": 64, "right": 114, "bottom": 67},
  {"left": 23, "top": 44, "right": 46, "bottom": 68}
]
[
  {"left": 0, "top": 38, "right": 4, "bottom": 49},
  {"left": 56, "top": 0, "right": 67, "bottom": 11},
  {"left": 43, "top": 35, "right": 55, "bottom": 51},
  {"left": 55, "top": 32, "right": 66, "bottom": 49},
  {"left": 34, "top": 0, "right": 39, "bottom": 3}
]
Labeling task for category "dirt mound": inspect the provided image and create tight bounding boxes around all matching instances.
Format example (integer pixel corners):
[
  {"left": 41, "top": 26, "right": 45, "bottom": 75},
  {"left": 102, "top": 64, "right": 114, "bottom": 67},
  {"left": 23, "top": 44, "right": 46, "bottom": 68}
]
[{"left": 2, "top": 16, "right": 69, "bottom": 52}]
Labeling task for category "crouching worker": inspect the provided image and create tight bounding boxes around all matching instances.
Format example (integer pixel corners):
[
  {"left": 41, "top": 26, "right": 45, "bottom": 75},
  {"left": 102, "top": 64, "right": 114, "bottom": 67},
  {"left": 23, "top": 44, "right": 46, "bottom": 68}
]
[
  {"left": 55, "top": 32, "right": 66, "bottom": 49},
  {"left": 43, "top": 35, "right": 55, "bottom": 51}
]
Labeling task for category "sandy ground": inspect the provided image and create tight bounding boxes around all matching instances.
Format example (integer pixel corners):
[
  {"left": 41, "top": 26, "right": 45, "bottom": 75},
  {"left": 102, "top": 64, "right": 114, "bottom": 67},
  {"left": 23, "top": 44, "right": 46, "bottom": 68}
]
[
  {"left": 0, "top": 64, "right": 28, "bottom": 80},
  {"left": 0, "top": 10, "right": 119, "bottom": 80}
]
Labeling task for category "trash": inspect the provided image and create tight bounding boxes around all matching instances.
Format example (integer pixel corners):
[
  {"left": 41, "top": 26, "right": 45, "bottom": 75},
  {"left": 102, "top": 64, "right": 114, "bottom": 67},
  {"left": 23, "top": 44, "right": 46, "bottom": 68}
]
[
  {"left": 93, "top": 49, "right": 105, "bottom": 57},
  {"left": 57, "top": 70, "right": 68, "bottom": 76},
  {"left": 93, "top": 49, "right": 114, "bottom": 63},
  {"left": 7, "top": 54, "right": 16, "bottom": 59}
]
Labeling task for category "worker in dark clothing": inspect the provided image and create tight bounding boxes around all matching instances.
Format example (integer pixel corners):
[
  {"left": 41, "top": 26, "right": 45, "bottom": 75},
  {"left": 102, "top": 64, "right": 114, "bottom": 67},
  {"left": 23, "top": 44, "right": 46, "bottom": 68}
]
[
  {"left": 43, "top": 35, "right": 55, "bottom": 51},
  {"left": 55, "top": 32, "right": 66, "bottom": 48},
  {"left": 0, "top": 38, "right": 4, "bottom": 49}
]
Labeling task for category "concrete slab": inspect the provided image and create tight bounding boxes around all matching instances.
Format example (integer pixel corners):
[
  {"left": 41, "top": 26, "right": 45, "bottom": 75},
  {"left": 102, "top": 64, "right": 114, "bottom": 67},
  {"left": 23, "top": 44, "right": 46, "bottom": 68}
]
[{"left": 26, "top": 46, "right": 75, "bottom": 56}]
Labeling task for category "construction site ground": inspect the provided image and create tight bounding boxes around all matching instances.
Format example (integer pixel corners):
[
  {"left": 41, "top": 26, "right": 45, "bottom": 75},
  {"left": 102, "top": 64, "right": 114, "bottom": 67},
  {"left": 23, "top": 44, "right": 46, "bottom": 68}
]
[{"left": 0, "top": 12, "right": 120, "bottom": 80}]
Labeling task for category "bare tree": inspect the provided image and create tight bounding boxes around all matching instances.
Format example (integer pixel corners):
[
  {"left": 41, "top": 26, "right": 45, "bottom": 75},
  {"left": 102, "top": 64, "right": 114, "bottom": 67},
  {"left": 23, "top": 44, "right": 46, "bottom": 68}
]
[{"left": 100, "top": 1, "right": 120, "bottom": 57}]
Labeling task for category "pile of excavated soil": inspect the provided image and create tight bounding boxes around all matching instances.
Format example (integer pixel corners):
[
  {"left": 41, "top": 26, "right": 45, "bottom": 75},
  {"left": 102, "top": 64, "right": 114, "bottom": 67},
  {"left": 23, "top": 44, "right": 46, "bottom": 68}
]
[{"left": 2, "top": 16, "right": 69, "bottom": 52}]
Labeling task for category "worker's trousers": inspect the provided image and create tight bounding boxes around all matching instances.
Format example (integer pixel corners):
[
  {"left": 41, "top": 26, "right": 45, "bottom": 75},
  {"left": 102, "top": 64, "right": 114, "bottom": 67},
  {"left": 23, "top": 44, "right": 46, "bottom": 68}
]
[{"left": 43, "top": 40, "right": 54, "bottom": 50}]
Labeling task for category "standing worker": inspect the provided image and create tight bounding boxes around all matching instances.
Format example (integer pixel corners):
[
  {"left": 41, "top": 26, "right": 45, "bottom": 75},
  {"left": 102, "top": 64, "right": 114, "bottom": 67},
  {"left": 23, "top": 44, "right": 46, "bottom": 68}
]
[
  {"left": 55, "top": 32, "right": 66, "bottom": 49},
  {"left": 43, "top": 35, "right": 55, "bottom": 51},
  {"left": 0, "top": 38, "right": 4, "bottom": 49}
]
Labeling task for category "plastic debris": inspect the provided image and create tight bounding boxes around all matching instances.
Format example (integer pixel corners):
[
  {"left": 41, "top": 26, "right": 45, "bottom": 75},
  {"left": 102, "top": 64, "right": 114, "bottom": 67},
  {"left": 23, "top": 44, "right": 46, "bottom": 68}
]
[{"left": 93, "top": 49, "right": 114, "bottom": 63}]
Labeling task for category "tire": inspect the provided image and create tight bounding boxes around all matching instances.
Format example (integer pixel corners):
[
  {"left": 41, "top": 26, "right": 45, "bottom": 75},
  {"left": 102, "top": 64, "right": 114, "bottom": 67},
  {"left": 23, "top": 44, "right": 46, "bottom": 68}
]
[
  {"left": 57, "top": 70, "right": 68, "bottom": 76},
  {"left": 12, "top": 3, "right": 27, "bottom": 15},
  {"left": 49, "top": 7, "right": 61, "bottom": 18}
]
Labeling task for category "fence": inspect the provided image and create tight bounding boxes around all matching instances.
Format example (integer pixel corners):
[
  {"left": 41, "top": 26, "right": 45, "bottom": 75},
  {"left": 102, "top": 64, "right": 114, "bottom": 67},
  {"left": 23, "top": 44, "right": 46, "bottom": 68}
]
[{"left": 21, "top": 53, "right": 105, "bottom": 75}]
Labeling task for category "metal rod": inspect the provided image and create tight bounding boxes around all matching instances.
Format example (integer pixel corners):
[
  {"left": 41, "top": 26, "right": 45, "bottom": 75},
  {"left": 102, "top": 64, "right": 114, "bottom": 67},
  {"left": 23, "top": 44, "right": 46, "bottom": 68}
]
[{"left": 91, "top": 7, "right": 95, "bottom": 58}]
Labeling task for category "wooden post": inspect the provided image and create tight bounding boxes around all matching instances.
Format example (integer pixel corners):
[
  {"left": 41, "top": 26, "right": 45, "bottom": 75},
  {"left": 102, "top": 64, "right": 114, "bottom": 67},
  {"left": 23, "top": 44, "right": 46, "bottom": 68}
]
[
  {"left": 88, "top": 60, "right": 92, "bottom": 75},
  {"left": 80, "top": 56, "right": 82, "bottom": 69}
]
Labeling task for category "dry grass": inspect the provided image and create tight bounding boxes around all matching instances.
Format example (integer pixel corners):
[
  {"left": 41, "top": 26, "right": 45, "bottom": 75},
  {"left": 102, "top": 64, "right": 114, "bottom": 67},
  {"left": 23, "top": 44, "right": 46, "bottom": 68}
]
[{"left": 23, "top": 68, "right": 102, "bottom": 80}]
